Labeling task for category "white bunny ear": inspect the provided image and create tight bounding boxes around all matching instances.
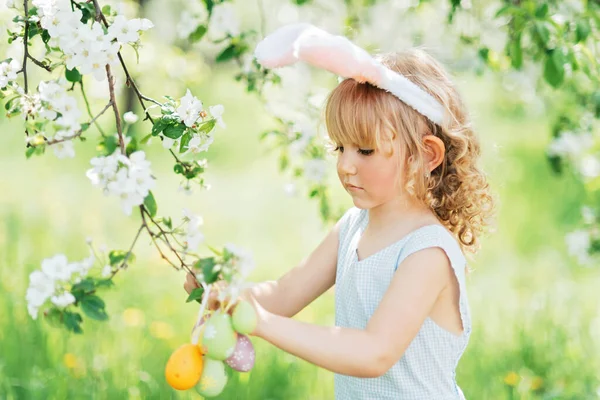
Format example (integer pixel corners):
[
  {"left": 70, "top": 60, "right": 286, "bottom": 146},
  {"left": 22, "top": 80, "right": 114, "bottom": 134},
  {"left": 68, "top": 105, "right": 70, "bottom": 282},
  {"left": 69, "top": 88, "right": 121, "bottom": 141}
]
[
  {"left": 254, "top": 23, "right": 314, "bottom": 68},
  {"left": 254, "top": 23, "right": 446, "bottom": 126}
]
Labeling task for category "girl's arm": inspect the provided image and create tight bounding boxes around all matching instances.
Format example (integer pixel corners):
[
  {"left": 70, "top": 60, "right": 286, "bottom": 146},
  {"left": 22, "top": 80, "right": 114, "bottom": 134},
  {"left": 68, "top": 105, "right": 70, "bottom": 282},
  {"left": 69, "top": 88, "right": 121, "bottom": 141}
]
[
  {"left": 243, "top": 218, "right": 343, "bottom": 318},
  {"left": 249, "top": 246, "right": 453, "bottom": 378}
]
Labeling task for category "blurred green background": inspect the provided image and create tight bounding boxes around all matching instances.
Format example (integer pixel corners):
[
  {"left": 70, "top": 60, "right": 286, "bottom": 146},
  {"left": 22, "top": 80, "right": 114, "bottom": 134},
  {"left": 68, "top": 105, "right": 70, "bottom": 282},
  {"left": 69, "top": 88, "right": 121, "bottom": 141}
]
[{"left": 1, "top": 0, "right": 599, "bottom": 399}]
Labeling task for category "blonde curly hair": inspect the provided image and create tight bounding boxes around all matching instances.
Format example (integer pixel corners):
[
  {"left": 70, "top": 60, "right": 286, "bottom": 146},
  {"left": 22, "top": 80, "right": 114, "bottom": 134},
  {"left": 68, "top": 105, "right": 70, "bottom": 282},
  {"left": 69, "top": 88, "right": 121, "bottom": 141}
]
[{"left": 324, "top": 48, "right": 497, "bottom": 258}]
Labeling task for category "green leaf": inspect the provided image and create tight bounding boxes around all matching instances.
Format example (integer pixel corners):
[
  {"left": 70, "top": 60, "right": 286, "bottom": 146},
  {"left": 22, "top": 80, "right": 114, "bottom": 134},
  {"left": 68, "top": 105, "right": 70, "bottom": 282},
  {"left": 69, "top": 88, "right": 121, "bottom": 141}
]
[
  {"left": 72, "top": 278, "right": 95, "bottom": 295},
  {"left": 196, "top": 257, "right": 218, "bottom": 284},
  {"left": 576, "top": 20, "right": 591, "bottom": 43},
  {"left": 202, "top": 0, "right": 214, "bottom": 15},
  {"left": 80, "top": 295, "right": 108, "bottom": 321},
  {"left": 63, "top": 311, "right": 83, "bottom": 333},
  {"left": 45, "top": 308, "right": 63, "bottom": 328},
  {"left": 140, "top": 133, "right": 153, "bottom": 145},
  {"left": 5, "top": 95, "right": 20, "bottom": 111},
  {"left": 108, "top": 250, "right": 136, "bottom": 267},
  {"left": 189, "top": 25, "right": 207, "bottom": 42},
  {"left": 478, "top": 47, "right": 489, "bottom": 62},
  {"left": 534, "top": 3, "right": 548, "bottom": 18},
  {"left": 98, "top": 135, "right": 119, "bottom": 156},
  {"left": 179, "top": 131, "right": 192, "bottom": 153},
  {"left": 186, "top": 287, "right": 205, "bottom": 303},
  {"left": 533, "top": 21, "right": 550, "bottom": 48},
  {"left": 65, "top": 67, "right": 81, "bottom": 83},
  {"left": 163, "top": 122, "right": 186, "bottom": 139},
  {"left": 25, "top": 147, "right": 36, "bottom": 159},
  {"left": 216, "top": 44, "right": 238, "bottom": 63},
  {"left": 544, "top": 50, "right": 565, "bottom": 88},
  {"left": 151, "top": 117, "right": 170, "bottom": 136},
  {"left": 173, "top": 163, "right": 184, "bottom": 174},
  {"left": 80, "top": 123, "right": 90, "bottom": 131},
  {"left": 279, "top": 152, "right": 289, "bottom": 171},
  {"left": 592, "top": 91, "right": 600, "bottom": 118},
  {"left": 28, "top": 24, "right": 40, "bottom": 39},
  {"left": 143, "top": 191, "right": 158, "bottom": 218},
  {"left": 508, "top": 34, "right": 523, "bottom": 69},
  {"left": 125, "top": 136, "right": 138, "bottom": 156},
  {"left": 96, "top": 279, "right": 114, "bottom": 288},
  {"left": 101, "top": 5, "right": 112, "bottom": 15},
  {"left": 197, "top": 119, "right": 216, "bottom": 135},
  {"left": 163, "top": 217, "right": 173, "bottom": 230},
  {"left": 41, "top": 30, "right": 51, "bottom": 44}
]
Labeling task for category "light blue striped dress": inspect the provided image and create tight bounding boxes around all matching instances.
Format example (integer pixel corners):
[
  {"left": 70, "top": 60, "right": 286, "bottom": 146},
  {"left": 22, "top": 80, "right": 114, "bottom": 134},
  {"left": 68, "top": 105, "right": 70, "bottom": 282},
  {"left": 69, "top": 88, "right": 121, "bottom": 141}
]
[{"left": 334, "top": 207, "right": 471, "bottom": 400}]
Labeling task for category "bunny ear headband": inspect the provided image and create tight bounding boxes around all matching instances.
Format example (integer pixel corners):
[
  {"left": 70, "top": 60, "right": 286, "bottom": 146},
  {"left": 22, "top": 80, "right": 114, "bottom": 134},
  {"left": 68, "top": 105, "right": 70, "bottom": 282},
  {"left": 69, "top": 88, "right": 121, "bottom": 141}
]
[{"left": 253, "top": 22, "right": 445, "bottom": 126}]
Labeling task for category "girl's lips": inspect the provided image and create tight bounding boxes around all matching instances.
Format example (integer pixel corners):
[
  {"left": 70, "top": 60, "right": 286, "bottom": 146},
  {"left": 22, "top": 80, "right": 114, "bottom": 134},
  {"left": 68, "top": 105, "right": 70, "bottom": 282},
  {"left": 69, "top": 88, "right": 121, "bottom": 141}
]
[{"left": 346, "top": 184, "right": 363, "bottom": 191}]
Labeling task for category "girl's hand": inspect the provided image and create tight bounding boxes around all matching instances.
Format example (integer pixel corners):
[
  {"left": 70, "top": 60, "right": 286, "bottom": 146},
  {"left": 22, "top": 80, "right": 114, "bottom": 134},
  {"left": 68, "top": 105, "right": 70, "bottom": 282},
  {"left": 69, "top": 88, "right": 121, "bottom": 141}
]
[
  {"left": 183, "top": 273, "right": 229, "bottom": 312},
  {"left": 237, "top": 289, "right": 270, "bottom": 337}
]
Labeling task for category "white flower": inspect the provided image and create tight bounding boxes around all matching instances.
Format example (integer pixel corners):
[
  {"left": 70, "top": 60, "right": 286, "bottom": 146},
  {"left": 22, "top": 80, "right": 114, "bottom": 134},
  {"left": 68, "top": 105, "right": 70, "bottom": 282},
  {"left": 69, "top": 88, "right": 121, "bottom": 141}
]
[
  {"left": 41, "top": 254, "right": 72, "bottom": 281},
  {"left": 579, "top": 155, "right": 600, "bottom": 179},
  {"left": 129, "top": 18, "right": 154, "bottom": 31},
  {"left": 182, "top": 208, "right": 204, "bottom": 249},
  {"left": 51, "top": 140, "right": 75, "bottom": 159},
  {"left": 51, "top": 292, "right": 76, "bottom": 308},
  {"left": 186, "top": 134, "right": 214, "bottom": 154},
  {"left": 123, "top": 111, "right": 138, "bottom": 124},
  {"left": 108, "top": 15, "right": 140, "bottom": 43},
  {"left": 177, "top": 89, "right": 203, "bottom": 127},
  {"left": 565, "top": 229, "right": 591, "bottom": 265},
  {"left": 87, "top": 150, "right": 155, "bottom": 215},
  {"left": 26, "top": 270, "right": 55, "bottom": 306},
  {"left": 209, "top": 104, "right": 225, "bottom": 129},
  {"left": 582, "top": 206, "right": 596, "bottom": 225},
  {"left": 224, "top": 243, "right": 255, "bottom": 279},
  {"left": 547, "top": 132, "right": 593, "bottom": 159},
  {"left": 283, "top": 182, "right": 297, "bottom": 197},
  {"left": 177, "top": 12, "right": 203, "bottom": 39},
  {"left": 303, "top": 159, "right": 328, "bottom": 183},
  {"left": 129, "top": 168, "right": 155, "bottom": 196},
  {"left": 209, "top": 3, "right": 239, "bottom": 38},
  {"left": 101, "top": 265, "right": 112, "bottom": 278},
  {"left": 0, "top": 59, "right": 20, "bottom": 88},
  {"left": 160, "top": 135, "right": 175, "bottom": 149}
]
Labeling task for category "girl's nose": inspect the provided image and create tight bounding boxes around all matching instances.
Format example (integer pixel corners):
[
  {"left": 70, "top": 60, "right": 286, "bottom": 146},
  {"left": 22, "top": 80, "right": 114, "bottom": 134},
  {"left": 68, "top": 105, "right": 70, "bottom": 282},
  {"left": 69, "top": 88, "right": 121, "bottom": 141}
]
[{"left": 338, "top": 153, "right": 357, "bottom": 175}]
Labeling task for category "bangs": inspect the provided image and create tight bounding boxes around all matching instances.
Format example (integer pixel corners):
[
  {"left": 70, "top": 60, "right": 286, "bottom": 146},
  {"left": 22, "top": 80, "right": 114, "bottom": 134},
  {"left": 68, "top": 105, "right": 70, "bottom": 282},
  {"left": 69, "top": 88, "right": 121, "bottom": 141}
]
[{"left": 325, "top": 79, "right": 398, "bottom": 154}]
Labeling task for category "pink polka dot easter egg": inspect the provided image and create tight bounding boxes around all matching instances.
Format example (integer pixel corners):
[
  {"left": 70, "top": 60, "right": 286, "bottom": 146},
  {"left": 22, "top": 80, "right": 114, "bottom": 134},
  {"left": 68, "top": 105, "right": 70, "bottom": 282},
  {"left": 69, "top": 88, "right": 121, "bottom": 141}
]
[{"left": 224, "top": 334, "right": 255, "bottom": 372}]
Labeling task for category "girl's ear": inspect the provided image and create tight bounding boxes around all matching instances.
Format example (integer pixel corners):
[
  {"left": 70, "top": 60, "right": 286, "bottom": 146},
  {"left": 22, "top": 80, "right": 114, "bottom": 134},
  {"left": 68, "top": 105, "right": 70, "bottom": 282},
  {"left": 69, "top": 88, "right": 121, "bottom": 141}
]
[{"left": 423, "top": 135, "right": 445, "bottom": 173}]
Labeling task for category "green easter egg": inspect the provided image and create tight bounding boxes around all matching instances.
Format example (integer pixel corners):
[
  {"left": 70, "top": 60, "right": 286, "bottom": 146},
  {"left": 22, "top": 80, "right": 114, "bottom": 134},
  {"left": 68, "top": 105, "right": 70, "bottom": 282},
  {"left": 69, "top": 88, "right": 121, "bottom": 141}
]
[
  {"left": 203, "top": 311, "right": 237, "bottom": 360},
  {"left": 232, "top": 300, "right": 257, "bottom": 334},
  {"left": 196, "top": 358, "right": 228, "bottom": 398}
]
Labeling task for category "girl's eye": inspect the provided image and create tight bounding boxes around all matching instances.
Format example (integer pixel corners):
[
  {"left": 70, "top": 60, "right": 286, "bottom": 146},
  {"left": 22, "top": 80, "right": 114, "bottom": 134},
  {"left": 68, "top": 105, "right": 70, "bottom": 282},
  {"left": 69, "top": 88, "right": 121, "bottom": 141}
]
[
  {"left": 358, "top": 149, "right": 374, "bottom": 156},
  {"left": 334, "top": 146, "right": 344, "bottom": 153}
]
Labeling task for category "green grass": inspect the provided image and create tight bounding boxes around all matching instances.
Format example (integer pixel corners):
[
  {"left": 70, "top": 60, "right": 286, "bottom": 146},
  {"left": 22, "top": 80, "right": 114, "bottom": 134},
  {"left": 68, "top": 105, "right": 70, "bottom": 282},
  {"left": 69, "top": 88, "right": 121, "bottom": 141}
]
[{"left": 0, "top": 63, "right": 599, "bottom": 399}]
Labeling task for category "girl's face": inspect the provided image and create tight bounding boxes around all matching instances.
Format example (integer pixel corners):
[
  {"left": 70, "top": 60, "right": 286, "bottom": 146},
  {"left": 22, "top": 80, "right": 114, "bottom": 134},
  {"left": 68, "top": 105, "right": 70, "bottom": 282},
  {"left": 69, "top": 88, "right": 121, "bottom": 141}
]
[{"left": 335, "top": 139, "right": 403, "bottom": 209}]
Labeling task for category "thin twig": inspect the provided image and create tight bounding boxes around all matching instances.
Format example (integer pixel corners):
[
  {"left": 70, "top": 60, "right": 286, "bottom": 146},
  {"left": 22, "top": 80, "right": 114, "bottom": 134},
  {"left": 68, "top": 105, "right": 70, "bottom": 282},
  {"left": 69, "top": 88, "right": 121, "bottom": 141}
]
[
  {"left": 105, "top": 64, "right": 125, "bottom": 154},
  {"left": 26, "top": 53, "right": 52, "bottom": 72},
  {"left": 80, "top": 81, "right": 107, "bottom": 137},
  {"left": 21, "top": 0, "right": 28, "bottom": 94},
  {"left": 108, "top": 222, "right": 145, "bottom": 279},
  {"left": 43, "top": 101, "right": 112, "bottom": 145}
]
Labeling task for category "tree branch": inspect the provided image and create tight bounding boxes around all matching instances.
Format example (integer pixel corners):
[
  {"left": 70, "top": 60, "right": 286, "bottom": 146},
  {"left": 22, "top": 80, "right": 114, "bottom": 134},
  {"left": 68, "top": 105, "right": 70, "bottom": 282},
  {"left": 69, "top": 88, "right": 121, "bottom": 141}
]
[{"left": 43, "top": 101, "right": 112, "bottom": 146}]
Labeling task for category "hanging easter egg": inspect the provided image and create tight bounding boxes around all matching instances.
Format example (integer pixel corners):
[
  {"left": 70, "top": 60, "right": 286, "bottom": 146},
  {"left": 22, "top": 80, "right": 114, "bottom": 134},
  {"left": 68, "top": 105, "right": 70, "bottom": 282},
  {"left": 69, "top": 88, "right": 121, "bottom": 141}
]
[
  {"left": 196, "top": 358, "right": 228, "bottom": 398},
  {"left": 225, "top": 333, "right": 255, "bottom": 372},
  {"left": 232, "top": 300, "right": 258, "bottom": 335},
  {"left": 165, "top": 343, "right": 204, "bottom": 390},
  {"left": 202, "top": 310, "right": 237, "bottom": 360}
]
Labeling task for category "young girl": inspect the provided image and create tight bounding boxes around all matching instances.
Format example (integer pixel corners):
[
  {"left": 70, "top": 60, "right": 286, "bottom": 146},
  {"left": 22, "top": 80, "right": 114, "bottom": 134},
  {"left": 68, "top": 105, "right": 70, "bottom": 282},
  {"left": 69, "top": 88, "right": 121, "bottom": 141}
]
[{"left": 185, "top": 23, "right": 495, "bottom": 399}]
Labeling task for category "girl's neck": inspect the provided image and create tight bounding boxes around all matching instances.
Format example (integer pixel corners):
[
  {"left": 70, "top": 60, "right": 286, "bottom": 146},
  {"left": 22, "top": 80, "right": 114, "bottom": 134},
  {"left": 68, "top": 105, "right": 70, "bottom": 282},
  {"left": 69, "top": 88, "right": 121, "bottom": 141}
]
[{"left": 366, "top": 197, "right": 437, "bottom": 233}]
